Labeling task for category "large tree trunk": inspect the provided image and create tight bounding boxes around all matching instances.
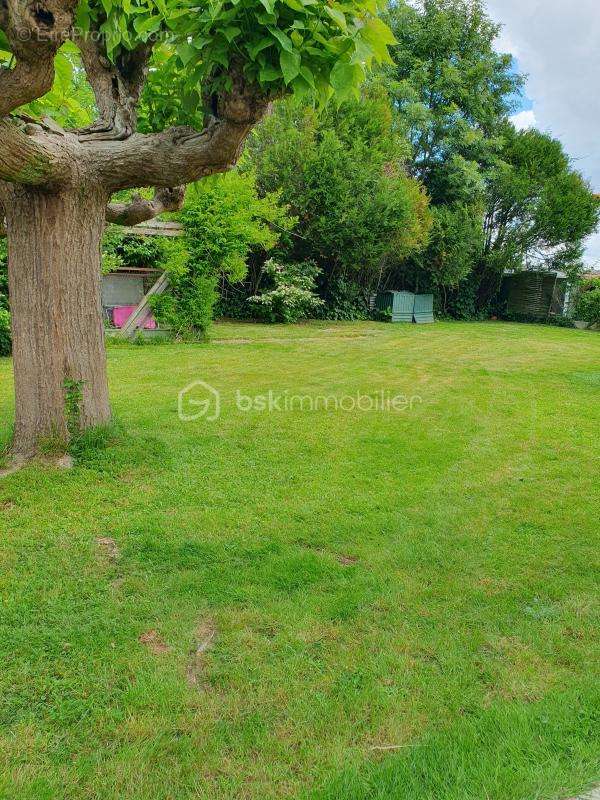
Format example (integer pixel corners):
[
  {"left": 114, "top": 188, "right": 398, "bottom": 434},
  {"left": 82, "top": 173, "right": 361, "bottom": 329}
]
[
  {"left": 0, "top": 17, "right": 268, "bottom": 466},
  {"left": 4, "top": 183, "right": 111, "bottom": 458}
]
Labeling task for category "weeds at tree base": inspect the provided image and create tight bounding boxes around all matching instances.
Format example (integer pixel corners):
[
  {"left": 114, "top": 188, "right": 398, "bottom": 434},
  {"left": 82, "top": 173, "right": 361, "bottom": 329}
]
[
  {"left": 68, "top": 421, "right": 123, "bottom": 462},
  {"left": 0, "top": 420, "right": 124, "bottom": 475}
]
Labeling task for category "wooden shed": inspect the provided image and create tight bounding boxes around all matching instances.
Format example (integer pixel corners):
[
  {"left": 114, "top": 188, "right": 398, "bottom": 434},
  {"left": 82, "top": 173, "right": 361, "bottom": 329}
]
[
  {"left": 102, "top": 267, "right": 157, "bottom": 313},
  {"left": 500, "top": 271, "right": 569, "bottom": 318}
]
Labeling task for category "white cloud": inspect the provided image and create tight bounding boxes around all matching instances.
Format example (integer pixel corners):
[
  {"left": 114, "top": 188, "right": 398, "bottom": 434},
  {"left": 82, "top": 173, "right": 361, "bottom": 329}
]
[
  {"left": 584, "top": 233, "right": 600, "bottom": 271},
  {"left": 487, "top": 0, "right": 600, "bottom": 265},
  {"left": 510, "top": 110, "right": 537, "bottom": 131}
]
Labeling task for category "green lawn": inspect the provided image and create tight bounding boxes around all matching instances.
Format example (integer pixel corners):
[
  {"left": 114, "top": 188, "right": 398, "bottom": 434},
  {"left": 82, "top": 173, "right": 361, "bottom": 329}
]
[{"left": 0, "top": 320, "right": 598, "bottom": 800}]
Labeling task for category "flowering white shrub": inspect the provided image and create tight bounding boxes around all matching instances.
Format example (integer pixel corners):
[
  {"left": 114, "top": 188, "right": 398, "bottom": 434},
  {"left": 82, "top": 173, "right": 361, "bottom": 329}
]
[{"left": 248, "top": 259, "right": 324, "bottom": 323}]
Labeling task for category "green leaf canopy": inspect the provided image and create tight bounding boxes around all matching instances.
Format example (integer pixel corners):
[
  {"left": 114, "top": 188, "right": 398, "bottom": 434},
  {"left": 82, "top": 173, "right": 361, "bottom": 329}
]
[{"left": 77, "top": 0, "right": 396, "bottom": 106}]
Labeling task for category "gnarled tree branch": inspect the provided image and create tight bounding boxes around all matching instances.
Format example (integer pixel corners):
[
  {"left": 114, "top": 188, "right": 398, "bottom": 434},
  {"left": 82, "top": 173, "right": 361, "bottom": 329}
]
[
  {"left": 0, "top": 184, "right": 184, "bottom": 237},
  {"left": 106, "top": 186, "right": 185, "bottom": 226},
  {"left": 87, "top": 67, "right": 273, "bottom": 191},
  {"left": 0, "top": 60, "right": 56, "bottom": 118},
  {"left": 0, "top": 0, "right": 78, "bottom": 117},
  {"left": 0, "top": 117, "right": 75, "bottom": 185},
  {"left": 87, "top": 119, "right": 254, "bottom": 191},
  {"left": 77, "top": 32, "right": 152, "bottom": 141},
  {"left": 1, "top": 37, "right": 273, "bottom": 198}
]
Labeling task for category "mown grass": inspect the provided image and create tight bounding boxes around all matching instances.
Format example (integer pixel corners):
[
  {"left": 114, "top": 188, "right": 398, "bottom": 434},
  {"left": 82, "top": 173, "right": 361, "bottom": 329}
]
[{"left": 0, "top": 320, "right": 598, "bottom": 800}]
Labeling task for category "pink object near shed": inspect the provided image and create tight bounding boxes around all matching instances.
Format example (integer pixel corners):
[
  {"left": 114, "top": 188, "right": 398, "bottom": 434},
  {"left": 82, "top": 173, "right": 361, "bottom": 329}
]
[{"left": 112, "top": 305, "right": 157, "bottom": 330}]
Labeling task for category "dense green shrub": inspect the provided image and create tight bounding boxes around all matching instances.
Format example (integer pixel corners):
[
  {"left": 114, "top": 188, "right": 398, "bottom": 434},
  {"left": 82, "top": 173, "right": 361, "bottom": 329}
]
[
  {"left": 438, "top": 273, "right": 485, "bottom": 321},
  {"left": 215, "top": 291, "right": 258, "bottom": 321},
  {"left": 315, "top": 276, "right": 369, "bottom": 321},
  {"left": 0, "top": 308, "right": 11, "bottom": 356},
  {"left": 575, "top": 278, "right": 600, "bottom": 327},
  {"left": 150, "top": 173, "right": 293, "bottom": 336},
  {"left": 388, "top": 204, "right": 485, "bottom": 309},
  {"left": 149, "top": 271, "right": 216, "bottom": 337},
  {"left": 248, "top": 259, "right": 323, "bottom": 323},
  {"left": 246, "top": 90, "right": 431, "bottom": 295},
  {"left": 102, "top": 227, "right": 166, "bottom": 274}
]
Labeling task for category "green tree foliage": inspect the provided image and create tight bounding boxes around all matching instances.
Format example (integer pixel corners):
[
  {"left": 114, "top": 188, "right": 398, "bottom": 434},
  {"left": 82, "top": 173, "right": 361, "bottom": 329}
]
[
  {"left": 478, "top": 127, "right": 600, "bottom": 301},
  {"left": 0, "top": 40, "right": 95, "bottom": 128},
  {"left": 0, "top": 0, "right": 398, "bottom": 165},
  {"left": 574, "top": 277, "right": 600, "bottom": 327},
  {"left": 387, "top": 0, "right": 520, "bottom": 192},
  {"left": 399, "top": 203, "right": 484, "bottom": 294},
  {"left": 384, "top": 0, "right": 520, "bottom": 302},
  {"left": 137, "top": 46, "right": 207, "bottom": 133},
  {"left": 150, "top": 171, "right": 294, "bottom": 335},
  {"left": 101, "top": 227, "right": 167, "bottom": 275},
  {"left": 3, "top": 0, "right": 592, "bottom": 329},
  {"left": 76, "top": 0, "right": 395, "bottom": 108},
  {"left": 246, "top": 87, "right": 431, "bottom": 301}
]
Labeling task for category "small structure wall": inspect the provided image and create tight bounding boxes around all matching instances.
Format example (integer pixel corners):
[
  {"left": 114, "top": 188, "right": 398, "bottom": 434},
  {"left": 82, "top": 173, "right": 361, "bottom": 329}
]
[
  {"left": 101, "top": 273, "right": 145, "bottom": 309},
  {"left": 500, "top": 271, "right": 568, "bottom": 318}
]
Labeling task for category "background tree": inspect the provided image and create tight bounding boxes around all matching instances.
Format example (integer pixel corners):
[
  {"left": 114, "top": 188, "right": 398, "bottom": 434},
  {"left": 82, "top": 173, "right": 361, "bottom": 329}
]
[
  {"left": 384, "top": 0, "right": 520, "bottom": 300},
  {"left": 0, "top": 0, "right": 393, "bottom": 459},
  {"left": 477, "top": 127, "right": 600, "bottom": 304},
  {"left": 387, "top": 0, "right": 519, "bottom": 186},
  {"left": 384, "top": 0, "right": 599, "bottom": 313},
  {"left": 245, "top": 87, "right": 431, "bottom": 312}
]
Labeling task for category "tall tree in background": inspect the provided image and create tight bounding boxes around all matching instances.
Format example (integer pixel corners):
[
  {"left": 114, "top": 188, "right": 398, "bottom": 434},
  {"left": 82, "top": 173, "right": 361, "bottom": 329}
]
[
  {"left": 0, "top": 0, "right": 393, "bottom": 459},
  {"left": 477, "top": 126, "right": 600, "bottom": 304},
  {"left": 387, "top": 0, "right": 518, "bottom": 187},
  {"left": 385, "top": 0, "right": 520, "bottom": 298}
]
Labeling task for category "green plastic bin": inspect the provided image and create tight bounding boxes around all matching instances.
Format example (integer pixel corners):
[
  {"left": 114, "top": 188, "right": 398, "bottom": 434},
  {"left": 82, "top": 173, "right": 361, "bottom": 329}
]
[
  {"left": 375, "top": 291, "right": 415, "bottom": 322},
  {"left": 413, "top": 294, "right": 434, "bottom": 323}
]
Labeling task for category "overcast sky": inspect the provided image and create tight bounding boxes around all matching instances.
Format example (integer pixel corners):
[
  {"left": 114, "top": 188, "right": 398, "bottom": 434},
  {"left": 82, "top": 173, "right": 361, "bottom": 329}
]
[{"left": 486, "top": 0, "right": 600, "bottom": 268}]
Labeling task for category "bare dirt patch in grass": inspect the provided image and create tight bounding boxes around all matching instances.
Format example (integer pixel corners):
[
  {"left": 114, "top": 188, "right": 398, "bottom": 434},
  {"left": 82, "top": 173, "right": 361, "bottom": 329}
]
[
  {"left": 337, "top": 554, "right": 359, "bottom": 566},
  {"left": 139, "top": 630, "right": 170, "bottom": 655},
  {"left": 186, "top": 619, "right": 217, "bottom": 687},
  {"left": 96, "top": 536, "right": 120, "bottom": 563}
]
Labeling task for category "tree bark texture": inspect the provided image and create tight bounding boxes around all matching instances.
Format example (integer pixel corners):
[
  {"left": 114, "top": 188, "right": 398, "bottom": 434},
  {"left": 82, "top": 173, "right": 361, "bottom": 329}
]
[
  {"left": 77, "top": 36, "right": 152, "bottom": 141},
  {"left": 3, "top": 183, "right": 111, "bottom": 457}
]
